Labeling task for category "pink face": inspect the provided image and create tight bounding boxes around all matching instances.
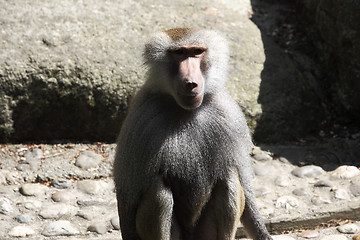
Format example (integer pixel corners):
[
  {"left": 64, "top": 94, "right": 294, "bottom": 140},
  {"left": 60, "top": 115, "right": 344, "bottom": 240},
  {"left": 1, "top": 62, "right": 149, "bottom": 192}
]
[{"left": 168, "top": 46, "right": 208, "bottom": 110}]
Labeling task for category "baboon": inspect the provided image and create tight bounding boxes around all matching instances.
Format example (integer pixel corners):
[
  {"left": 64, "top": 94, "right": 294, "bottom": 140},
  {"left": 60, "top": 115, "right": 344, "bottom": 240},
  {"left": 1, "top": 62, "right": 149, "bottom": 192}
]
[{"left": 114, "top": 28, "right": 272, "bottom": 240}]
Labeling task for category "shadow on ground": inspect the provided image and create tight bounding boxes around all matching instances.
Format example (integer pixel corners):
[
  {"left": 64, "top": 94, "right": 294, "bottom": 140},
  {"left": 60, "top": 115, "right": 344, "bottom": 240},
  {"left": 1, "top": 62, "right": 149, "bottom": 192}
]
[{"left": 261, "top": 139, "right": 360, "bottom": 171}]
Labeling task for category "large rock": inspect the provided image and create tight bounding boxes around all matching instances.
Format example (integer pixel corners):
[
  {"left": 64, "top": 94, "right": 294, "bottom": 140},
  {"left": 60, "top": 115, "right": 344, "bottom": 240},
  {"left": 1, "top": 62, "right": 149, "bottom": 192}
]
[
  {"left": 296, "top": 0, "right": 360, "bottom": 122},
  {"left": 0, "top": 0, "right": 264, "bottom": 142},
  {"left": 250, "top": 1, "right": 327, "bottom": 142},
  {"left": 2, "top": 0, "right": 339, "bottom": 143}
]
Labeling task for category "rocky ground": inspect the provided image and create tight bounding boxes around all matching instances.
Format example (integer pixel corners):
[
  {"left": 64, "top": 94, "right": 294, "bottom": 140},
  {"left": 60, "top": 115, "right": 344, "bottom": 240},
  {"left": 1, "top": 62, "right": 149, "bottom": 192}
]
[{"left": 0, "top": 141, "right": 359, "bottom": 240}]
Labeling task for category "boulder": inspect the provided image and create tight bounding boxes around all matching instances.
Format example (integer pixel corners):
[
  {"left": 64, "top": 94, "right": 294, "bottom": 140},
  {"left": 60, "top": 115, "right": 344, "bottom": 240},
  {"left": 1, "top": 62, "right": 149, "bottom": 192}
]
[
  {"left": 250, "top": 0, "right": 326, "bottom": 142},
  {"left": 0, "top": 0, "right": 264, "bottom": 142}
]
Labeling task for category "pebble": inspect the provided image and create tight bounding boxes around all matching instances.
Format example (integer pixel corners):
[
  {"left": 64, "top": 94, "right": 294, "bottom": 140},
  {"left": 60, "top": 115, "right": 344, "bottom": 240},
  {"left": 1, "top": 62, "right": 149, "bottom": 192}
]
[
  {"left": 276, "top": 196, "right": 299, "bottom": 209},
  {"left": 111, "top": 216, "right": 120, "bottom": 230},
  {"left": 8, "top": 225, "right": 35, "bottom": 237},
  {"left": 253, "top": 164, "right": 275, "bottom": 176},
  {"left": 14, "top": 214, "right": 33, "bottom": 224},
  {"left": 87, "top": 222, "right": 108, "bottom": 234},
  {"left": 16, "top": 164, "right": 31, "bottom": 172},
  {"left": 0, "top": 197, "right": 13, "bottom": 214},
  {"left": 75, "top": 150, "right": 103, "bottom": 170},
  {"left": 292, "top": 188, "right": 308, "bottom": 196},
  {"left": 259, "top": 206, "right": 275, "bottom": 216},
  {"left": 25, "top": 148, "right": 43, "bottom": 159},
  {"left": 16, "top": 149, "right": 42, "bottom": 172},
  {"left": 272, "top": 235, "right": 295, "bottom": 240},
  {"left": 331, "top": 166, "right": 360, "bottom": 179},
  {"left": 77, "top": 210, "right": 93, "bottom": 220},
  {"left": 274, "top": 176, "right": 290, "bottom": 187},
  {"left": 39, "top": 204, "right": 77, "bottom": 219},
  {"left": 337, "top": 223, "right": 360, "bottom": 234},
  {"left": 350, "top": 182, "right": 360, "bottom": 196},
  {"left": 76, "top": 206, "right": 101, "bottom": 220},
  {"left": 51, "top": 179, "right": 72, "bottom": 189},
  {"left": 320, "top": 234, "right": 348, "bottom": 240},
  {"left": 334, "top": 188, "right": 351, "bottom": 200},
  {"left": 24, "top": 200, "right": 42, "bottom": 210},
  {"left": 291, "top": 165, "right": 325, "bottom": 178},
  {"left": 255, "top": 187, "right": 272, "bottom": 197},
  {"left": 20, "top": 183, "right": 48, "bottom": 196},
  {"left": 77, "top": 180, "right": 102, "bottom": 195},
  {"left": 298, "top": 230, "right": 320, "bottom": 238},
  {"left": 252, "top": 152, "right": 272, "bottom": 161},
  {"left": 311, "top": 196, "right": 331, "bottom": 205},
  {"left": 278, "top": 157, "right": 290, "bottom": 164},
  {"left": 24, "top": 148, "right": 43, "bottom": 170},
  {"left": 51, "top": 190, "right": 74, "bottom": 202},
  {"left": 314, "top": 180, "right": 332, "bottom": 188},
  {"left": 349, "top": 200, "right": 360, "bottom": 210},
  {"left": 77, "top": 198, "right": 109, "bottom": 206},
  {"left": 42, "top": 220, "right": 80, "bottom": 236}
]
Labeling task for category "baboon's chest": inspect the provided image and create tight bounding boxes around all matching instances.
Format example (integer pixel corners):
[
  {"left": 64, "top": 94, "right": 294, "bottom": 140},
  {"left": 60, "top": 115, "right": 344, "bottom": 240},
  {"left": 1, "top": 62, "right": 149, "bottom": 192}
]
[{"left": 166, "top": 174, "right": 215, "bottom": 229}]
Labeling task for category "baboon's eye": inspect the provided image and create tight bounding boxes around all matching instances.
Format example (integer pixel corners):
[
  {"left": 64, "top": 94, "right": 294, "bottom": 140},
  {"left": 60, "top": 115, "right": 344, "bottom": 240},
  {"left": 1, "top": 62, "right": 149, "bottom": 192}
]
[
  {"left": 193, "top": 48, "right": 205, "bottom": 55},
  {"left": 173, "top": 49, "right": 185, "bottom": 55}
]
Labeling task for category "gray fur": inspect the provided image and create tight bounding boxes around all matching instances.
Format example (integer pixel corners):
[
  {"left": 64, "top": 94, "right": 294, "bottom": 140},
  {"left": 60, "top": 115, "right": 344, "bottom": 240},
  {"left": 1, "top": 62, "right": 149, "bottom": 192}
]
[{"left": 114, "top": 29, "right": 272, "bottom": 240}]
